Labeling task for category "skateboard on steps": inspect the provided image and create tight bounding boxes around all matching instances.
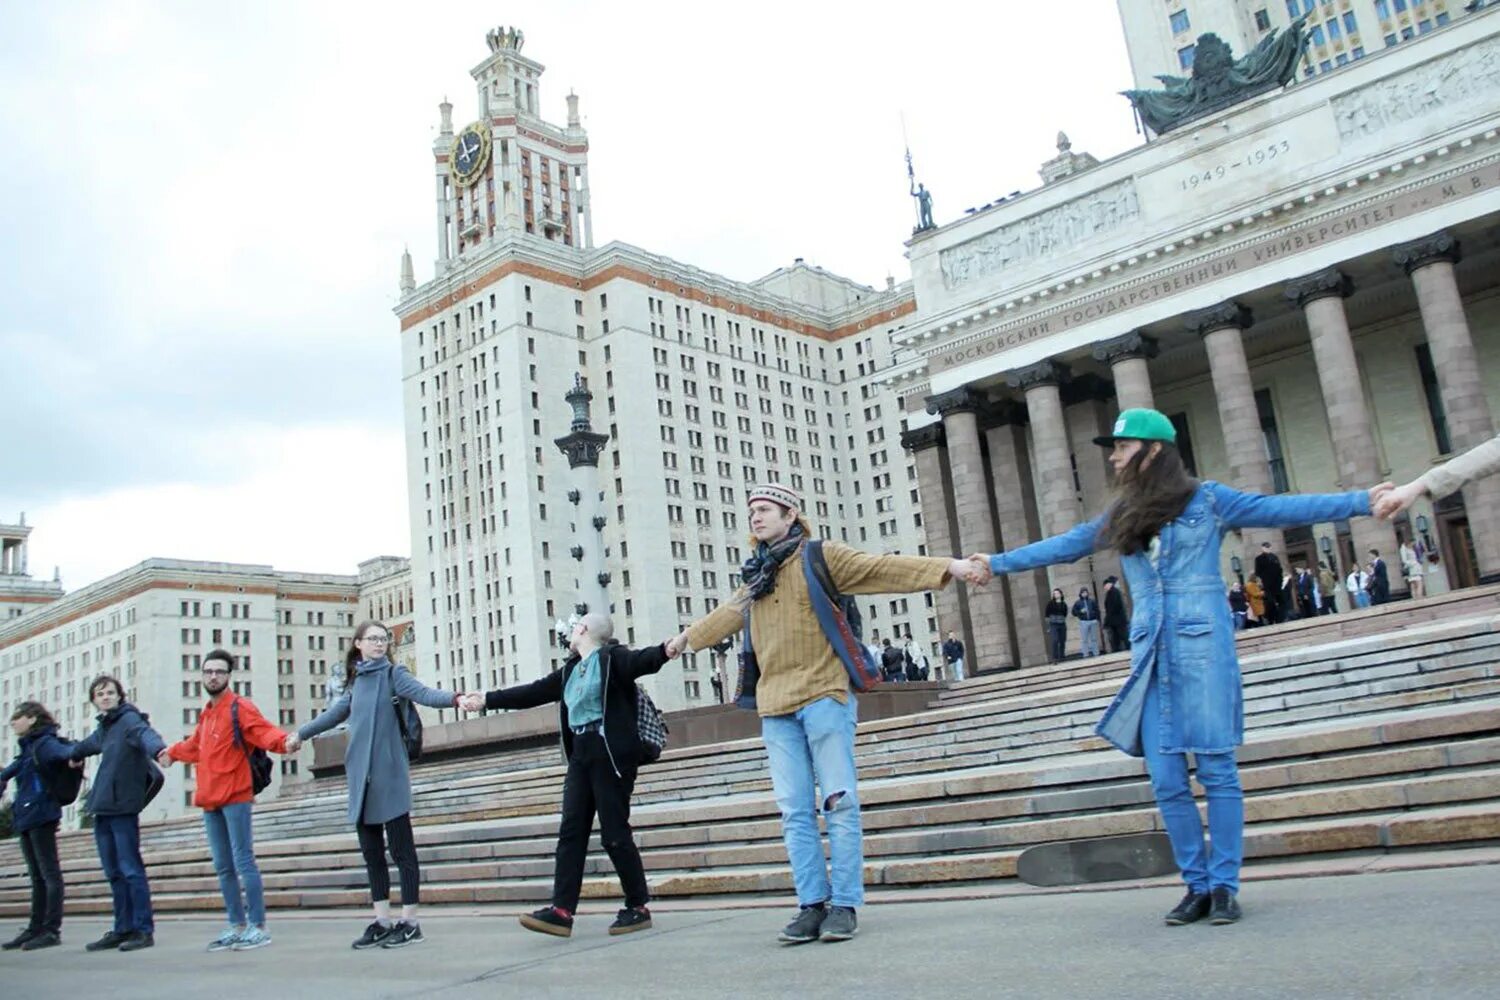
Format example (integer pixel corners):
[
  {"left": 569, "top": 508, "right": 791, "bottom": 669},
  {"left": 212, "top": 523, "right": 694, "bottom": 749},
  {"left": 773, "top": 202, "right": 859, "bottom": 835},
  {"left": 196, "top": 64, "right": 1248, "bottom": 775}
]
[{"left": 1016, "top": 832, "right": 1177, "bottom": 887}]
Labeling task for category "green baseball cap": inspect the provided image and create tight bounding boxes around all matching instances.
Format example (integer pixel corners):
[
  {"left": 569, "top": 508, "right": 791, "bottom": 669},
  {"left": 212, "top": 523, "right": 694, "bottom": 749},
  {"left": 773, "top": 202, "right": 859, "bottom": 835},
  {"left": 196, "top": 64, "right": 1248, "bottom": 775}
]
[{"left": 1093, "top": 408, "right": 1177, "bottom": 446}]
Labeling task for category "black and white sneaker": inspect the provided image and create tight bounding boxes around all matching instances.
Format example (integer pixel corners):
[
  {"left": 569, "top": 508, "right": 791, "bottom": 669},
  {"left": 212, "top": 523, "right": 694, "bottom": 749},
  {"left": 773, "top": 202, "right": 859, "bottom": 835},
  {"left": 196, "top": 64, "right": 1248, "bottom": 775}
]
[
  {"left": 777, "top": 904, "right": 826, "bottom": 945},
  {"left": 380, "top": 921, "right": 424, "bottom": 948},
  {"left": 351, "top": 921, "right": 395, "bottom": 950}
]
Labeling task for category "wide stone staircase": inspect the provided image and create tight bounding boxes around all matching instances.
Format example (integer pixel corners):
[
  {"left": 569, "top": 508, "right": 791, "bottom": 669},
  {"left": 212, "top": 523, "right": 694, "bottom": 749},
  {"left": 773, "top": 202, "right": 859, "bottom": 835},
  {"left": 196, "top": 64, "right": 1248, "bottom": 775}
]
[{"left": 4, "top": 588, "right": 1499, "bottom": 917}]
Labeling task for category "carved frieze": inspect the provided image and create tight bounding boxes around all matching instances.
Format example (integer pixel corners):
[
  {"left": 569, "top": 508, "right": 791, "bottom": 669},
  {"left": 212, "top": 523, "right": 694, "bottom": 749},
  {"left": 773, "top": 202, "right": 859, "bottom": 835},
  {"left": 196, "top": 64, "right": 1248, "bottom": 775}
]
[{"left": 1333, "top": 36, "right": 1500, "bottom": 142}]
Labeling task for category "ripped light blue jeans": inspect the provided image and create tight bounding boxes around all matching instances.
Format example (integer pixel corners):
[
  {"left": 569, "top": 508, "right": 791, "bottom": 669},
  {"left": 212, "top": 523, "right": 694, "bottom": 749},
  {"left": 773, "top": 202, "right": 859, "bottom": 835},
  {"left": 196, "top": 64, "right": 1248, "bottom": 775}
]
[{"left": 761, "top": 695, "right": 863, "bottom": 908}]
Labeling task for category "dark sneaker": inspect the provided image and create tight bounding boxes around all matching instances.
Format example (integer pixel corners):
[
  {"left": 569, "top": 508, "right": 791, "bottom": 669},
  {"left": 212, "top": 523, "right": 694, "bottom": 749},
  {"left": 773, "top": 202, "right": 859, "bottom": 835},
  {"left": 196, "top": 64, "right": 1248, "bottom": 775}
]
[
  {"left": 3, "top": 928, "right": 36, "bottom": 950},
  {"left": 85, "top": 930, "right": 128, "bottom": 952},
  {"left": 118, "top": 931, "right": 154, "bottom": 952},
  {"left": 777, "top": 904, "right": 826, "bottom": 945},
  {"left": 1165, "top": 891, "right": 1212, "bottom": 926},
  {"left": 819, "top": 905, "right": 858, "bottom": 942},
  {"left": 519, "top": 906, "right": 574, "bottom": 938},
  {"left": 381, "top": 921, "right": 424, "bottom": 948},
  {"left": 21, "top": 931, "right": 60, "bottom": 951},
  {"left": 608, "top": 906, "right": 653, "bottom": 936},
  {"left": 351, "top": 921, "right": 395, "bottom": 950},
  {"left": 1209, "top": 887, "right": 1242, "bottom": 925}
]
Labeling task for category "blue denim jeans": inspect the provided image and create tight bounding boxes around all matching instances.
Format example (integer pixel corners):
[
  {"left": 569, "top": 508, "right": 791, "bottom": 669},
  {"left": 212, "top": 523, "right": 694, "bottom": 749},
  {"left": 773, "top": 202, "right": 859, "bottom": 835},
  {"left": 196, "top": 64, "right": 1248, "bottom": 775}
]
[
  {"left": 204, "top": 802, "right": 266, "bottom": 928},
  {"left": 94, "top": 813, "right": 153, "bottom": 934},
  {"left": 1140, "top": 678, "right": 1243, "bottom": 894},
  {"left": 761, "top": 695, "right": 863, "bottom": 908}
]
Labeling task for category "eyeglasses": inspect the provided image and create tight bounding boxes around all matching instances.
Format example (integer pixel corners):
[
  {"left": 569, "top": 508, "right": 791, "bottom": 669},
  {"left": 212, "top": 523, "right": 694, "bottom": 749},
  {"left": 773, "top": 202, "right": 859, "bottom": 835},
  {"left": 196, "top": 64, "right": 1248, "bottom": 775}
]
[
  {"left": 202, "top": 668, "right": 231, "bottom": 676},
  {"left": 359, "top": 635, "right": 391, "bottom": 644}
]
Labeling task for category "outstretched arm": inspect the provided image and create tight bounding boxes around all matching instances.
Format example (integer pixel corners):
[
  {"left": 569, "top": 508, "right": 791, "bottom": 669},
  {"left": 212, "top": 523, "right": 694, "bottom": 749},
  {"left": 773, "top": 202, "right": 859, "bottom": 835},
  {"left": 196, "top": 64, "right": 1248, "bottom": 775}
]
[
  {"left": 1210, "top": 482, "right": 1382, "bottom": 530},
  {"left": 982, "top": 515, "right": 1106, "bottom": 576},
  {"left": 483, "top": 671, "right": 564, "bottom": 712},
  {"left": 298, "top": 692, "right": 352, "bottom": 742},
  {"left": 392, "top": 667, "right": 462, "bottom": 712}
]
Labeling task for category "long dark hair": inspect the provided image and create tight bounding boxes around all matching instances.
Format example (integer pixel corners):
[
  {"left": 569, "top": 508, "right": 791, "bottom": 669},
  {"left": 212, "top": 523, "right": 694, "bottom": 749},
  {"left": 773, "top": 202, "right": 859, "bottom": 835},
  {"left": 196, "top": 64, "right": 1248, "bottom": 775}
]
[
  {"left": 344, "top": 619, "right": 392, "bottom": 687},
  {"left": 1102, "top": 442, "right": 1199, "bottom": 555},
  {"left": 10, "top": 701, "right": 58, "bottom": 729}
]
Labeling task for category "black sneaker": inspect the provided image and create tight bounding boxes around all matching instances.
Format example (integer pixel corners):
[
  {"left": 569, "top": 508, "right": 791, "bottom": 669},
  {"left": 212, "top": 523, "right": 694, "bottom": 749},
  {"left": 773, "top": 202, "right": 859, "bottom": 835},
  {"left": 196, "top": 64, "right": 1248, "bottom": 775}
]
[
  {"left": 608, "top": 906, "right": 653, "bottom": 936},
  {"left": 1164, "top": 891, "right": 1211, "bottom": 926},
  {"left": 518, "top": 906, "right": 574, "bottom": 938},
  {"left": 85, "top": 930, "right": 128, "bottom": 952},
  {"left": 777, "top": 904, "right": 826, "bottom": 944},
  {"left": 21, "top": 931, "right": 60, "bottom": 951},
  {"left": 351, "top": 921, "right": 395, "bottom": 950},
  {"left": 117, "top": 931, "right": 154, "bottom": 952},
  {"left": 819, "top": 905, "right": 858, "bottom": 942},
  {"left": 1209, "top": 887, "right": 1242, "bottom": 925},
  {"left": 381, "top": 921, "right": 424, "bottom": 948},
  {"left": 3, "top": 928, "right": 36, "bottom": 950}
]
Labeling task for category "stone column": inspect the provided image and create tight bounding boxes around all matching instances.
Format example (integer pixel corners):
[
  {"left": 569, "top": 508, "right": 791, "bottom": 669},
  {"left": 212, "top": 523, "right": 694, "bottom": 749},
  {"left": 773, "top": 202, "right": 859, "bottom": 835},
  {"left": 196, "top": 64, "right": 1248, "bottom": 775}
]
[
  {"left": 1393, "top": 232, "right": 1500, "bottom": 583},
  {"left": 1006, "top": 361, "right": 1093, "bottom": 610},
  {"left": 983, "top": 413, "right": 1050, "bottom": 667},
  {"left": 927, "top": 389, "right": 1016, "bottom": 671},
  {"left": 1092, "top": 331, "right": 1159, "bottom": 412},
  {"left": 1064, "top": 375, "right": 1124, "bottom": 594},
  {"left": 902, "top": 424, "right": 971, "bottom": 656},
  {"left": 1285, "top": 269, "right": 1401, "bottom": 589},
  {"left": 1188, "top": 301, "right": 1284, "bottom": 563}
]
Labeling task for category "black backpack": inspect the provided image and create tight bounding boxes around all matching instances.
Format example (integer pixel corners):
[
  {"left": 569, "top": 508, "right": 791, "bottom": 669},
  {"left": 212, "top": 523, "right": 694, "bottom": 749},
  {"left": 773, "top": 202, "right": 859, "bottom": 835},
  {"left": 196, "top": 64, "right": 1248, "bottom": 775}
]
[
  {"left": 387, "top": 663, "right": 424, "bottom": 763},
  {"left": 230, "top": 700, "right": 274, "bottom": 796},
  {"left": 32, "top": 737, "right": 83, "bottom": 806}
]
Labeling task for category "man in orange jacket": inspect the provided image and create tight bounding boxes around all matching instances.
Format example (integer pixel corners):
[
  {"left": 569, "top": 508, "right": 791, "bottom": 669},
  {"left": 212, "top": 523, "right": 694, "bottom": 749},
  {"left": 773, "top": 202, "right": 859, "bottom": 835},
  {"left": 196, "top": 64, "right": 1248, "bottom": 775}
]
[{"left": 158, "top": 649, "right": 292, "bottom": 952}]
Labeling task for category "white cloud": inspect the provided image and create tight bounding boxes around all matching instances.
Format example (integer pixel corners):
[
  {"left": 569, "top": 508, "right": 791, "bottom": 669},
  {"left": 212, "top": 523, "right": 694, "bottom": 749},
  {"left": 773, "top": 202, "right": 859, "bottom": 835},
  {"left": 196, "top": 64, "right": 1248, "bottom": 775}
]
[{"left": 23, "top": 424, "right": 408, "bottom": 588}]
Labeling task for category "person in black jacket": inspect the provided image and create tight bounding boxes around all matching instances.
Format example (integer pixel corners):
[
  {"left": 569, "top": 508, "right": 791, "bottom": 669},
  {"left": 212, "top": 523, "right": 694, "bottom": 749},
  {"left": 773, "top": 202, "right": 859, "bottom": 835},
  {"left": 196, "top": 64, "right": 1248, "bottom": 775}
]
[
  {"left": 1253, "top": 542, "right": 1284, "bottom": 624},
  {"left": 1045, "top": 589, "right": 1070, "bottom": 663},
  {"left": 879, "top": 638, "right": 905, "bottom": 683},
  {"left": 68, "top": 675, "right": 167, "bottom": 953},
  {"left": 1, "top": 702, "right": 73, "bottom": 951},
  {"left": 460, "top": 613, "right": 672, "bottom": 939},
  {"left": 1102, "top": 576, "right": 1130, "bottom": 653}
]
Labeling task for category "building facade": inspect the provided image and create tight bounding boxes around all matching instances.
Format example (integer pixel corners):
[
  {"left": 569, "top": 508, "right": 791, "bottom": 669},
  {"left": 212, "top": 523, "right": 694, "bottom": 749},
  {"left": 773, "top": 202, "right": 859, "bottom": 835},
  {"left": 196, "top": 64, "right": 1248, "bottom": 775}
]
[
  {"left": 888, "top": 8, "right": 1500, "bottom": 672},
  {"left": 0, "top": 553, "right": 421, "bottom": 829},
  {"left": 0, "top": 515, "right": 63, "bottom": 620},
  {"left": 1119, "top": 0, "right": 1464, "bottom": 88},
  {"left": 396, "top": 31, "right": 943, "bottom": 710}
]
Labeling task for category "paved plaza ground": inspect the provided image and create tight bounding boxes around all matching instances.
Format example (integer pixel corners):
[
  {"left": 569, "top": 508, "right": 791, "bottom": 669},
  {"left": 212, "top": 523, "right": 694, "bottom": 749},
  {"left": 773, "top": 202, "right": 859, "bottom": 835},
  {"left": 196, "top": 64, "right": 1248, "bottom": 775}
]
[{"left": 2, "top": 864, "right": 1496, "bottom": 999}]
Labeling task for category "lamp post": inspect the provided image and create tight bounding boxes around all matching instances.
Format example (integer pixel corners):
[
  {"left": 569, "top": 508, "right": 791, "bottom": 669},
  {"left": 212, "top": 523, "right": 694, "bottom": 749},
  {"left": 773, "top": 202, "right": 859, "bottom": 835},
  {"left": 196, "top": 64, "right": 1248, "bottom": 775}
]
[
  {"left": 1229, "top": 555, "right": 1244, "bottom": 585},
  {"left": 1318, "top": 535, "right": 1334, "bottom": 573}
]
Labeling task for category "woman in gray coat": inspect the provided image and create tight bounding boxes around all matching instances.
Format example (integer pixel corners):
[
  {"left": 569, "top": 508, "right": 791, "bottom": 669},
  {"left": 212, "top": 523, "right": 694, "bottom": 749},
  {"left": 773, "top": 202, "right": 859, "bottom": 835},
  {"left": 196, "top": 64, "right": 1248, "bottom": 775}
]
[{"left": 292, "top": 621, "right": 467, "bottom": 950}]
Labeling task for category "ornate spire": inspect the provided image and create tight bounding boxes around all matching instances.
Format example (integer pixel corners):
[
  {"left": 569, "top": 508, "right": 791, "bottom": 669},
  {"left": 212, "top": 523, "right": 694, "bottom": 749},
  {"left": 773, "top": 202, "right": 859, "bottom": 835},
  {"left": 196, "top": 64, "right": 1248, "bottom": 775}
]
[{"left": 399, "top": 247, "right": 415, "bottom": 295}]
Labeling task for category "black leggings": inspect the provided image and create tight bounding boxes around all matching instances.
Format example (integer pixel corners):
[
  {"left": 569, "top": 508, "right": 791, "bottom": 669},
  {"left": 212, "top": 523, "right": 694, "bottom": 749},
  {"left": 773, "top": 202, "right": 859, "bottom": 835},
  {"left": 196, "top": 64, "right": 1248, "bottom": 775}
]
[
  {"left": 20, "top": 821, "right": 64, "bottom": 934},
  {"left": 356, "top": 813, "right": 420, "bottom": 905}
]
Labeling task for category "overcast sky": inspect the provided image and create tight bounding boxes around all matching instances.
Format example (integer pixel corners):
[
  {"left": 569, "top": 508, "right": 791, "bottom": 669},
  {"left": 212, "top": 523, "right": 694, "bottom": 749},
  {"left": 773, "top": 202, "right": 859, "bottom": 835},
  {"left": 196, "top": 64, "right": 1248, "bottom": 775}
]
[{"left": 0, "top": 0, "right": 1140, "bottom": 591}]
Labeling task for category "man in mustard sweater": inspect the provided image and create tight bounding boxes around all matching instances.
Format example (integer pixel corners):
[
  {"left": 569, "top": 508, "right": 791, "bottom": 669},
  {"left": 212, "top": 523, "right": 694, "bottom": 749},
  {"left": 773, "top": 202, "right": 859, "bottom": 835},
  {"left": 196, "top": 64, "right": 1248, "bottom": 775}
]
[{"left": 669, "top": 483, "right": 988, "bottom": 944}]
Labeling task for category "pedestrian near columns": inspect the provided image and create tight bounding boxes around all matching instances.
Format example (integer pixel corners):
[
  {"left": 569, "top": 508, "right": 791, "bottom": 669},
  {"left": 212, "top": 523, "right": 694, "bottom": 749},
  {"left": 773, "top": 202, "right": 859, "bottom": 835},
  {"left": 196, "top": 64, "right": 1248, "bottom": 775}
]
[
  {"left": 293, "top": 620, "right": 477, "bottom": 950},
  {"left": 67, "top": 675, "right": 168, "bottom": 952},
  {"left": 941, "top": 631, "right": 965, "bottom": 681},
  {"left": 459, "top": 614, "right": 672, "bottom": 939},
  {"left": 969, "top": 408, "right": 1391, "bottom": 926},
  {"left": 0, "top": 702, "right": 72, "bottom": 951},
  {"left": 670, "top": 482, "right": 987, "bottom": 945},
  {"left": 1045, "top": 589, "right": 1069, "bottom": 662},
  {"left": 1072, "top": 587, "right": 1102, "bottom": 658},
  {"left": 1102, "top": 576, "right": 1130, "bottom": 652},
  {"left": 1253, "top": 542, "right": 1284, "bottom": 624},
  {"left": 1317, "top": 562, "right": 1339, "bottom": 614},
  {"left": 157, "top": 649, "right": 293, "bottom": 952}
]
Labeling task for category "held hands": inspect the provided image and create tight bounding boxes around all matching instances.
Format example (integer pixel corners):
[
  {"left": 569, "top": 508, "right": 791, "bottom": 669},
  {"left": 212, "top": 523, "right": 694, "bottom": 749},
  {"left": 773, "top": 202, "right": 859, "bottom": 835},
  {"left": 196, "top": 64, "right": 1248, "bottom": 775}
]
[
  {"left": 283, "top": 733, "right": 302, "bottom": 754},
  {"left": 156, "top": 750, "right": 174, "bottom": 768},
  {"left": 1373, "top": 480, "right": 1424, "bottom": 520},
  {"left": 457, "top": 692, "right": 484, "bottom": 713},
  {"left": 665, "top": 631, "right": 691, "bottom": 658},
  {"left": 948, "top": 556, "right": 992, "bottom": 587}
]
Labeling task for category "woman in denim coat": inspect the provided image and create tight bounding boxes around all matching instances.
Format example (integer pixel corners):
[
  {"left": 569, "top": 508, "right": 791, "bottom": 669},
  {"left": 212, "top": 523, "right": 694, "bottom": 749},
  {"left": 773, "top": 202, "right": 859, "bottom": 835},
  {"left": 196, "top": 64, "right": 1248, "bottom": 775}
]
[{"left": 974, "top": 409, "right": 1387, "bottom": 926}]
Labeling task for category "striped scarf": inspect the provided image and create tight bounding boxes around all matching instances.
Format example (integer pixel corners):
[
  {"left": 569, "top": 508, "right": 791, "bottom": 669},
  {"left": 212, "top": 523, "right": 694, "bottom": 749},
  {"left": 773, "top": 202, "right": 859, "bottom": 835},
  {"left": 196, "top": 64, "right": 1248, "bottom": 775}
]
[{"left": 740, "top": 523, "right": 806, "bottom": 601}]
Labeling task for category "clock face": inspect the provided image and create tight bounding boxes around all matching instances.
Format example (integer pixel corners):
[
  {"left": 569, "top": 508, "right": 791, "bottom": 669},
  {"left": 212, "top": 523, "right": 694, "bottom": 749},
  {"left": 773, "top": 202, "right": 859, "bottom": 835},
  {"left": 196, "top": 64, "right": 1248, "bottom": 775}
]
[{"left": 449, "top": 123, "right": 491, "bottom": 188}]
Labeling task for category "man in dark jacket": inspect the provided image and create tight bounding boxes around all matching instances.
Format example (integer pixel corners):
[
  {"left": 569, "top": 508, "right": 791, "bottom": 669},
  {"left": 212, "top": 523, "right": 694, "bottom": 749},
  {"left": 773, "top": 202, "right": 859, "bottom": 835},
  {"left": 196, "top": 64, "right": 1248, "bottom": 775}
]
[
  {"left": 462, "top": 613, "right": 671, "bottom": 939},
  {"left": 1102, "top": 577, "right": 1130, "bottom": 653},
  {"left": 941, "top": 631, "right": 965, "bottom": 681},
  {"left": 1368, "top": 548, "right": 1392, "bottom": 604},
  {"left": 1, "top": 702, "right": 73, "bottom": 950},
  {"left": 69, "top": 675, "right": 167, "bottom": 952},
  {"left": 1253, "top": 542, "right": 1284, "bottom": 624},
  {"left": 880, "top": 638, "right": 905, "bottom": 683}
]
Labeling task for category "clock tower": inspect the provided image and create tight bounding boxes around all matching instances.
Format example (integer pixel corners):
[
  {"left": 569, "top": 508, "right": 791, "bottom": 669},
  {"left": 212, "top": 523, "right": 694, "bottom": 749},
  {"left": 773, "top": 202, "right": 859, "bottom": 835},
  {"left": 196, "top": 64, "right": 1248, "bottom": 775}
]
[{"left": 433, "top": 26, "right": 593, "bottom": 262}]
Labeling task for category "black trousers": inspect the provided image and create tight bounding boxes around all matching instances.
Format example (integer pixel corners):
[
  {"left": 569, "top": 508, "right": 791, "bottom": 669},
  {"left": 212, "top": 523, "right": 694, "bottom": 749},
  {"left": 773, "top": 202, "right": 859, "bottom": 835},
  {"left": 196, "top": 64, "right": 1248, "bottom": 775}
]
[
  {"left": 19, "top": 821, "right": 63, "bottom": 934},
  {"left": 1105, "top": 624, "right": 1130, "bottom": 653},
  {"left": 356, "top": 812, "right": 420, "bottom": 906},
  {"left": 552, "top": 731, "right": 648, "bottom": 912}
]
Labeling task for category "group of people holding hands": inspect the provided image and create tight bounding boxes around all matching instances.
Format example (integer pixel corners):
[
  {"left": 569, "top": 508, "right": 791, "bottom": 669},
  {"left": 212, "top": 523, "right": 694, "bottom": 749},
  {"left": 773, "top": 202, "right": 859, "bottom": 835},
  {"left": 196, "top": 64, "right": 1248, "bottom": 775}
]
[{"left": 5, "top": 409, "right": 1498, "bottom": 950}]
